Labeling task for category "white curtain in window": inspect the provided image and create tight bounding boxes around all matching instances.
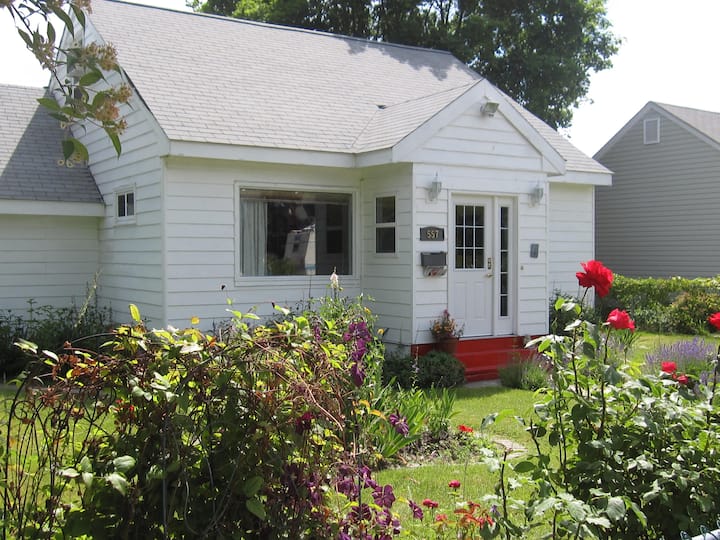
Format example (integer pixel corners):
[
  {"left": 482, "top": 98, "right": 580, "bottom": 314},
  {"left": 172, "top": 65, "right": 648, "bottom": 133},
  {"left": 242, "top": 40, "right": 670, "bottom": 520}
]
[{"left": 240, "top": 199, "right": 267, "bottom": 276}]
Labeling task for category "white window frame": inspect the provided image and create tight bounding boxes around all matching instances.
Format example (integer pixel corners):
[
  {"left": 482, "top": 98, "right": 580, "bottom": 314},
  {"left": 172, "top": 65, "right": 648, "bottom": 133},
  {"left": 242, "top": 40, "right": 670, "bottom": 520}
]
[
  {"left": 644, "top": 117, "right": 660, "bottom": 145},
  {"left": 375, "top": 194, "right": 397, "bottom": 255},
  {"left": 115, "top": 186, "right": 136, "bottom": 224},
  {"left": 233, "top": 182, "right": 359, "bottom": 285}
]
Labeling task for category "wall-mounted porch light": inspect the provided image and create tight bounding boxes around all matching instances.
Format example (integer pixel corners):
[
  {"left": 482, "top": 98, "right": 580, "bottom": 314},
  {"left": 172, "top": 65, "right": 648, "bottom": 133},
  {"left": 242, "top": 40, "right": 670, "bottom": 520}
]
[
  {"left": 481, "top": 100, "right": 500, "bottom": 117},
  {"left": 427, "top": 175, "right": 442, "bottom": 201},
  {"left": 529, "top": 184, "right": 544, "bottom": 206}
]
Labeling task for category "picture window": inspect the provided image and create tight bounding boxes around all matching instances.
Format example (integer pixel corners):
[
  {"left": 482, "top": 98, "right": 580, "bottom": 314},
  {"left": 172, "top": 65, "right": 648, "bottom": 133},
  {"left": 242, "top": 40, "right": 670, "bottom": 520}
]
[{"left": 239, "top": 189, "right": 351, "bottom": 276}]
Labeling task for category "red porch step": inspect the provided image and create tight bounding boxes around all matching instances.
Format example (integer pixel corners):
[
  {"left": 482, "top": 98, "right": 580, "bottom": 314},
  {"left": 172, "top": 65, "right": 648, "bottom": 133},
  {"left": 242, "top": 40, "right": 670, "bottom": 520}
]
[{"left": 411, "top": 336, "right": 530, "bottom": 382}]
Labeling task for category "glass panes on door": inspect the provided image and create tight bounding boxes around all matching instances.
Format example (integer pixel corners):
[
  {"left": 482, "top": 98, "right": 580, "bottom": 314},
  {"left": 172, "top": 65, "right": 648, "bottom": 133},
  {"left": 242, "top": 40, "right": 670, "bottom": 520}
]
[
  {"left": 455, "top": 205, "right": 484, "bottom": 269},
  {"left": 499, "top": 206, "right": 509, "bottom": 317}
]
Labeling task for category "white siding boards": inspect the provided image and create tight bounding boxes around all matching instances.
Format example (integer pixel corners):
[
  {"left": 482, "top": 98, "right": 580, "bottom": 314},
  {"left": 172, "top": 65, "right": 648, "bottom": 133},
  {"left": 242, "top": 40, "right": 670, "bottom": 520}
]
[
  {"left": 596, "top": 102, "right": 720, "bottom": 278},
  {"left": 0, "top": 215, "right": 100, "bottom": 313}
]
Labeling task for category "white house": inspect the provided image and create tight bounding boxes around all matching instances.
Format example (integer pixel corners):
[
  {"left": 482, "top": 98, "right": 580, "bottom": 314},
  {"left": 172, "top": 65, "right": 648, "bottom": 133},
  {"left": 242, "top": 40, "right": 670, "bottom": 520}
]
[{"left": 1, "top": 0, "right": 611, "bottom": 380}]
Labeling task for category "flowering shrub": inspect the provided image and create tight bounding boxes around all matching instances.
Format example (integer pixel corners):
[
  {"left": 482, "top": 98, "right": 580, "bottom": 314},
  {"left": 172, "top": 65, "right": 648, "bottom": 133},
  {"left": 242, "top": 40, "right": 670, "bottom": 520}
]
[
  {"left": 508, "top": 261, "right": 720, "bottom": 538},
  {"left": 431, "top": 309, "right": 464, "bottom": 339}
]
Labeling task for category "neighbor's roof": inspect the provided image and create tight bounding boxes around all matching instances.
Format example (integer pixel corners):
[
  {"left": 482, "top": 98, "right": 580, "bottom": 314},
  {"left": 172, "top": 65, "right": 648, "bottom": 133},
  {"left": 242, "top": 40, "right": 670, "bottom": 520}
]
[
  {"left": 88, "top": 0, "right": 482, "bottom": 153},
  {"left": 654, "top": 102, "right": 720, "bottom": 145},
  {"left": 0, "top": 84, "right": 101, "bottom": 203}
]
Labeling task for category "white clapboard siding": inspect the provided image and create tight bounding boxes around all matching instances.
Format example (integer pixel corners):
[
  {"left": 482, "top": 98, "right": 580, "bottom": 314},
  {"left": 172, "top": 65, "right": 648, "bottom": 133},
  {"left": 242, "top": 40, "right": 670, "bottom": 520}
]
[
  {"left": 361, "top": 163, "right": 414, "bottom": 344},
  {"left": 548, "top": 183, "right": 595, "bottom": 297},
  {"left": 163, "top": 159, "right": 363, "bottom": 328},
  {"left": 61, "top": 20, "right": 168, "bottom": 325},
  {"left": 596, "top": 109, "right": 720, "bottom": 278},
  {"left": 0, "top": 215, "right": 100, "bottom": 314}
]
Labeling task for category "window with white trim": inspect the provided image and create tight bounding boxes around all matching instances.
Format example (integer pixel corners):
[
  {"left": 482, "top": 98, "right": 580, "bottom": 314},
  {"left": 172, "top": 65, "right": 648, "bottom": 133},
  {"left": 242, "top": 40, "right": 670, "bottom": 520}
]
[
  {"left": 238, "top": 189, "right": 351, "bottom": 276},
  {"left": 375, "top": 196, "right": 396, "bottom": 254},
  {"left": 116, "top": 189, "right": 135, "bottom": 218},
  {"left": 644, "top": 117, "right": 660, "bottom": 144}
]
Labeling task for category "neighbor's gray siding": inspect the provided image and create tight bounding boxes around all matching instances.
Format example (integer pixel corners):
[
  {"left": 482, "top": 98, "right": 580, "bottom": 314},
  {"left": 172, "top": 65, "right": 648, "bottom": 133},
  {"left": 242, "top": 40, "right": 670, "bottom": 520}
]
[{"left": 595, "top": 112, "right": 720, "bottom": 278}]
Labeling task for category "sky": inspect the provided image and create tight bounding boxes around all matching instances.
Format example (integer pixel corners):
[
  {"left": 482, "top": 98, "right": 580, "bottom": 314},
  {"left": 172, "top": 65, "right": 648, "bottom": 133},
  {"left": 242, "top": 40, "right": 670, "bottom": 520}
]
[{"left": 1, "top": 0, "right": 719, "bottom": 157}]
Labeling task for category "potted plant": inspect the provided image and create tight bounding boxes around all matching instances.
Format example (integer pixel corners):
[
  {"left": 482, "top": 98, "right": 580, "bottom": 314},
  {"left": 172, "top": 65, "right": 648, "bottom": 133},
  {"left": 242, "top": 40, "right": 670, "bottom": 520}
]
[{"left": 430, "top": 310, "right": 464, "bottom": 354}]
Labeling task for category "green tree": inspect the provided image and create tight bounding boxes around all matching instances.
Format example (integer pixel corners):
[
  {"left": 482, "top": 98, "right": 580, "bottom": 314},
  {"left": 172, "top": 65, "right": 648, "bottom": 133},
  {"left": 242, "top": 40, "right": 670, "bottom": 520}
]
[
  {"left": 2, "top": 0, "right": 129, "bottom": 159},
  {"left": 198, "top": 0, "right": 619, "bottom": 129}
]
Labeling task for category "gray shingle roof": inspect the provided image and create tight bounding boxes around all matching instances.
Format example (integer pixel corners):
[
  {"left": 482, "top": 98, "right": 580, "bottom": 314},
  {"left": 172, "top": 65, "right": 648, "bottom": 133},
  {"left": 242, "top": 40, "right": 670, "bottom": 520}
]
[
  {"left": 88, "top": 0, "right": 603, "bottom": 171},
  {"left": 506, "top": 96, "right": 611, "bottom": 175},
  {"left": 654, "top": 102, "right": 720, "bottom": 145},
  {"left": 0, "top": 84, "right": 101, "bottom": 203},
  {"left": 88, "top": 0, "right": 482, "bottom": 152}
]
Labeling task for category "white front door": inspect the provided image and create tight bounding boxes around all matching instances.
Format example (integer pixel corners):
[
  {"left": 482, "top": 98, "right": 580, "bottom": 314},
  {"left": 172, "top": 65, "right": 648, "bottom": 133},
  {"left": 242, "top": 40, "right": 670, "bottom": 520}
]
[{"left": 450, "top": 197, "right": 514, "bottom": 337}]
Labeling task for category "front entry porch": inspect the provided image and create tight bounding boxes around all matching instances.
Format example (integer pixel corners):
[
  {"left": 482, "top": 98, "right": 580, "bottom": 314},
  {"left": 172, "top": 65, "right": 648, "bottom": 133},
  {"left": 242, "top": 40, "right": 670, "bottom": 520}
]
[{"left": 411, "top": 336, "right": 529, "bottom": 382}]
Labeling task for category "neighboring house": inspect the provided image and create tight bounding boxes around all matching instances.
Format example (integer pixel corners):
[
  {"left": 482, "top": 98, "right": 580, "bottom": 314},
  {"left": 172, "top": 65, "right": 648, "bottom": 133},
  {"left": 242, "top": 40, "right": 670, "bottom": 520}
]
[
  {"left": 595, "top": 102, "right": 720, "bottom": 278},
  {"left": 2, "top": 0, "right": 611, "bottom": 379},
  {"left": 0, "top": 85, "right": 104, "bottom": 314}
]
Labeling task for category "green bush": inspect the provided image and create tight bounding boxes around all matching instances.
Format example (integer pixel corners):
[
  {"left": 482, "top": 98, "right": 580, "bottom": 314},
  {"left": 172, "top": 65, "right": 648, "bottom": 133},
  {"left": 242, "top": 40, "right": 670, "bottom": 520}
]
[
  {"left": 416, "top": 350, "right": 466, "bottom": 388},
  {"left": 382, "top": 350, "right": 465, "bottom": 389},
  {"left": 669, "top": 291, "right": 720, "bottom": 334},
  {"left": 381, "top": 349, "right": 418, "bottom": 388},
  {"left": 595, "top": 274, "right": 720, "bottom": 334}
]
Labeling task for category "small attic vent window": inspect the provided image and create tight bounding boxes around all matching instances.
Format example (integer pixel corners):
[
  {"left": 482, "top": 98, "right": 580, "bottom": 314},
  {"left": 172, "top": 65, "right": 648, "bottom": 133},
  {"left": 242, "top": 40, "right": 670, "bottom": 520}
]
[{"left": 644, "top": 117, "right": 660, "bottom": 145}]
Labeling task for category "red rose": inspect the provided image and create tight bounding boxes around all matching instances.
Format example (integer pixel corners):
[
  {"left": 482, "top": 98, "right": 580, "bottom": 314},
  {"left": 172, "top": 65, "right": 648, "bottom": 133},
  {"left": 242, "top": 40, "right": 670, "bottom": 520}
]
[
  {"left": 661, "top": 361, "right": 677, "bottom": 374},
  {"left": 448, "top": 479, "right": 461, "bottom": 489},
  {"left": 709, "top": 312, "right": 720, "bottom": 331},
  {"left": 677, "top": 374, "right": 689, "bottom": 385},
  {"left": 422, "top": 498, "right": 439, "bottom": 508},
  {"left": 606, "top": 309, "right": 635, "bottom": 332},
  {"left": 576, "top": 260, "right": 613, "bottom": 298},
  {"left": 458, "top": 424, "right": 473, "bottom": 433}
]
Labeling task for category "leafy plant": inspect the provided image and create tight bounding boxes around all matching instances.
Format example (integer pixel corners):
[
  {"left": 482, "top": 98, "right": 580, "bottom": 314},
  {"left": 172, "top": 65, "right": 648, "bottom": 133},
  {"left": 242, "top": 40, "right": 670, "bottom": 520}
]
[
  {"left": 416, "top": 351, "right": 466, "bottom": 388},
  {"left": 498, "top": 261, "right": 720, "bottom": 539}
]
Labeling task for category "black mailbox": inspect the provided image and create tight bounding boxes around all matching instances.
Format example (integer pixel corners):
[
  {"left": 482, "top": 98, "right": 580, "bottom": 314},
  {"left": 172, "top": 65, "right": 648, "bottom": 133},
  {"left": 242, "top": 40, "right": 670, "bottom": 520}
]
[{"left": 421, "top": 252, "right": 447, "bottom": 267}]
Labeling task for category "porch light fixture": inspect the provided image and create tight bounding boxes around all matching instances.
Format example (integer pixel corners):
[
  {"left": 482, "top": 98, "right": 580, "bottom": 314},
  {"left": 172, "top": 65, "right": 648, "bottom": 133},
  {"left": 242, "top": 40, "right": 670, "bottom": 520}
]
[
  {"left": 427, "top": 176, "right": 442, "bottom": 201},
  {"left": 481, "top": 100, "right": 500, "bottom": 117},
  {"left": 529, "top": 184, "right": 544, "bottom": 206}
]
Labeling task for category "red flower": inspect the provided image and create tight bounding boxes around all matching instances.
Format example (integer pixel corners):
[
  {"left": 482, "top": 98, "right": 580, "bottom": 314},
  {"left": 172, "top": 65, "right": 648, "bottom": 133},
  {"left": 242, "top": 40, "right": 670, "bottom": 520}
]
[
  {"left": 448, "top": 479, "right": 461, "bottom": 489},
  {"left": 422, "top": 498, "right": 439, "bottom": 508},
  {"left": 709, "top": 312, "right": 720, "bottom": 331},
  {"left": 435, "top": 513, "right": 448, "bottom": 522},
  {"left": 677, "top": 374, "right": 689, "bottom": 385},
  {"left": 606, "top": 309, "right": 635, "bottom": 332},
  {"left": 576, "top": 260, "right": 613, "bottom": 298},
  {"left": 458, "top": 424, "right": 473, "bottom": 433},
  {"left": 661, "top": 361, "right": 677, "bottom": 374}
]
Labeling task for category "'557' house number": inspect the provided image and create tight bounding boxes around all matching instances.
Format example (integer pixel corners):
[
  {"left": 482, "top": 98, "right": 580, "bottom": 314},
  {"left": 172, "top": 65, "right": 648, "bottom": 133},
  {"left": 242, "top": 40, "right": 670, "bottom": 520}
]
[{"left": 420, "top": 226, "right": 444, "bottom": 241}]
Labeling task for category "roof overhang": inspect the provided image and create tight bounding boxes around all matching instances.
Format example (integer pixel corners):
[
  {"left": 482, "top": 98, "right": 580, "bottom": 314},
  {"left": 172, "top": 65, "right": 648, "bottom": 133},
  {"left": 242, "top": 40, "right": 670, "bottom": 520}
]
[
  {"left": 549, "top": 170, "right": 612, "bottom": 186},
  {"left": 166, "top": 140, "right": 356, "bottom": 168},
  {"left": 0, "top": 199, "right": 105, "bottom": 217}
]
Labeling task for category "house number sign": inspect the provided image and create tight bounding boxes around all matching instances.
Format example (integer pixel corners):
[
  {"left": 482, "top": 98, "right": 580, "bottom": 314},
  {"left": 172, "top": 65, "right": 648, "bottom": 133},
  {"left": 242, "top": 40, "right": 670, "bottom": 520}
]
[{"left": 420, "top": 226, "right": 444, "bottom": 241}]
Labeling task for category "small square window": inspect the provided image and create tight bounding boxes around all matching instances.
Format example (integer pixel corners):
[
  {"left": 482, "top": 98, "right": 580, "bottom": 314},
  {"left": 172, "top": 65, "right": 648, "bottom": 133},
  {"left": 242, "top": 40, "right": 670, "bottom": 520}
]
[
  {"left": 375, "top": 196, "right": 396, "bottom": 254},
  {"left": 644, "top": 118, "right": 660, "bottom": 144},
  {"left": 117, "top": 191, "right": 135, "bottom": 218}
]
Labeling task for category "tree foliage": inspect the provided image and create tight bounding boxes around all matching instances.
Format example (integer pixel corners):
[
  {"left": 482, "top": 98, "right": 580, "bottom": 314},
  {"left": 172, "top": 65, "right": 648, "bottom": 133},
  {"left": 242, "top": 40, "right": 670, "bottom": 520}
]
[
  {"left": 2, "top": 0, "right": 129, "bottom": 159},
  {"left": 197, "top": 0, "right": 619, "bottom": 128}
]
